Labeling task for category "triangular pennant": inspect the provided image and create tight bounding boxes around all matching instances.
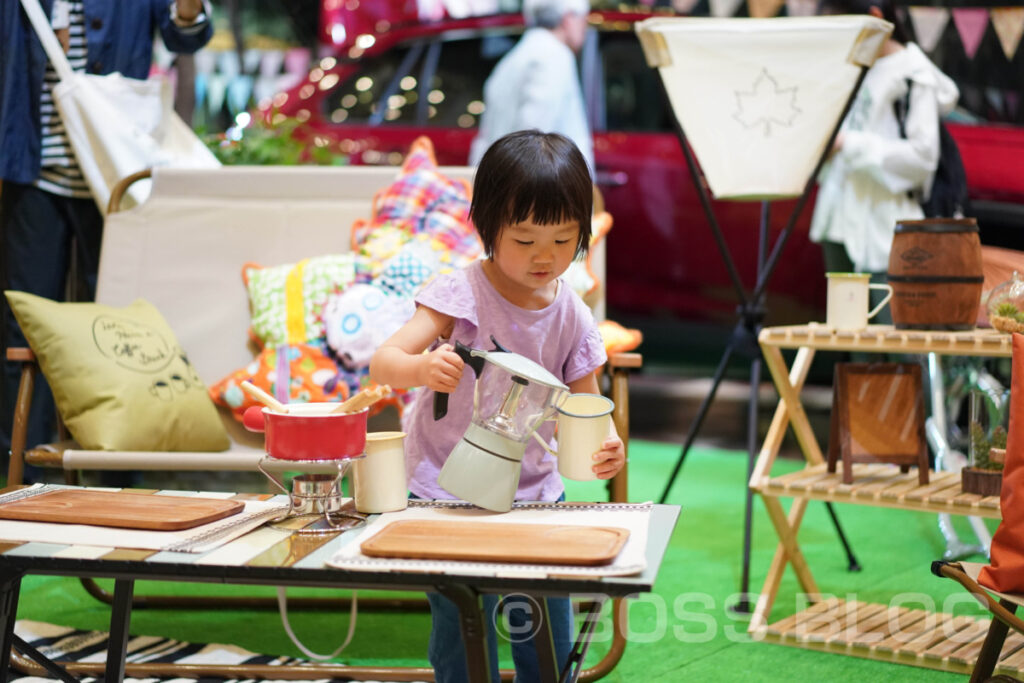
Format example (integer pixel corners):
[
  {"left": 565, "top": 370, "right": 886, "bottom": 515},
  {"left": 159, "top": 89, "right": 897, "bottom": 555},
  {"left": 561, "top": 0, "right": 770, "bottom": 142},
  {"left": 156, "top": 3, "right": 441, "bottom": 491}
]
[
  {"left": 748, "top": 0, "right": 784, "bottom": 18},
  {"left": 673, "top": 0, "right": 701, "bottom": 12},
  {"left": 991, "top": 7, "right": 1024, "bottom": 61},
  {"left": 908, "top": 6, "right": 950, "bottom": 53},
  {"left": 952, "top": 7, "right": 990, "bottom": 59},
  {"left": 1007, "top": 91, "right": 1021, "bottom": 119},
  {"left": 709, "top": 0, "right": 743, "bottom": 18},
  {"left": 785, "top": 0, "right": 816, "bottom": 16}
]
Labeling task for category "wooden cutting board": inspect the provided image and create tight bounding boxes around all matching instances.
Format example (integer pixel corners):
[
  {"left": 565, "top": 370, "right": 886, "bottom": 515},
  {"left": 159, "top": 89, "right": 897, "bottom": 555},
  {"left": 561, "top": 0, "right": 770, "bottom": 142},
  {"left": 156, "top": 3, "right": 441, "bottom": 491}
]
[
  {"left": 0, "top": 490, "right": 244, "bottom": 531},
  {"left": 360, "top": 520, "right": 630, "bottom": 566}
]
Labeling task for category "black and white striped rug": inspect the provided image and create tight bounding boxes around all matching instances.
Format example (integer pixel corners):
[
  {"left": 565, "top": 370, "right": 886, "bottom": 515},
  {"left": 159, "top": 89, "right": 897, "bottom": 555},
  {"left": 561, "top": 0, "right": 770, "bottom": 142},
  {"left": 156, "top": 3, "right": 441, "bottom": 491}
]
[{"left": 11, "top": 620, "right": 427, "bottom": 683}]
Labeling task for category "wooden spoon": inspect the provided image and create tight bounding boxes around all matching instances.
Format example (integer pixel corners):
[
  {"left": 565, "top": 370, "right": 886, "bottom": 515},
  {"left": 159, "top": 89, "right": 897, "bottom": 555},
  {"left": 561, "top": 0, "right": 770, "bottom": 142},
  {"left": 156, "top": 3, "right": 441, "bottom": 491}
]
[
  {"left": 240, "top": 380, "right": 289, "bottom": 413},
  {"left": 332, "top": 384, "right": 391, "bottom": 414}
]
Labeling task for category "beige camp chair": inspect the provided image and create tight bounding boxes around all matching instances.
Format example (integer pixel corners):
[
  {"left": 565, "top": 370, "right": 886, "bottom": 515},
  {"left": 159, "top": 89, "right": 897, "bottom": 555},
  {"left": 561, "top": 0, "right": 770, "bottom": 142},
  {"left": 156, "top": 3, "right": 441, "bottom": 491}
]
[
  {"left": 6, "top": 165, "right": 639, "bottom": 681},
  {"left": 932, "top": 561, "right": 1024, "bottom": 682}
]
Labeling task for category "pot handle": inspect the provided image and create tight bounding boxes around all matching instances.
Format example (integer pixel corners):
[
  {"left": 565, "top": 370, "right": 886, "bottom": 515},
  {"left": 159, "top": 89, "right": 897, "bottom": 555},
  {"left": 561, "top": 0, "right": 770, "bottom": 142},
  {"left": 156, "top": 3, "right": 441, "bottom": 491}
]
[
  {"left": 531, "top": 430, "right": 558, "bottom": 457},
  {"left": 243, "top": 405, "right": 267, "bottom": 432},
  {"left": 432, "top": 340, "right": 482, "bottom": 421}
]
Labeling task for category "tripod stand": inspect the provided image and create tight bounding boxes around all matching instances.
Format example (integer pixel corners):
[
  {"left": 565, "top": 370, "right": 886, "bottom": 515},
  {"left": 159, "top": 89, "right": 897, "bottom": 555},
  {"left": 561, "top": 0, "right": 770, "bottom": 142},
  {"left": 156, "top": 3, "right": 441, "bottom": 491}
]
[{"left": 640, "top": 20, "right": 885, "bottom": 611}]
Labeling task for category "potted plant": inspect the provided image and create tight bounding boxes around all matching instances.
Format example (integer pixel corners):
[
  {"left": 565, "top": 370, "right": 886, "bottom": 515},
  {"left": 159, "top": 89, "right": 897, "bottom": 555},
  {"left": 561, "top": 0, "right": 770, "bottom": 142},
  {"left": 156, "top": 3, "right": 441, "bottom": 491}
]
[{"left": 962, "top": 414, "right": 1007, "bottom": 497}]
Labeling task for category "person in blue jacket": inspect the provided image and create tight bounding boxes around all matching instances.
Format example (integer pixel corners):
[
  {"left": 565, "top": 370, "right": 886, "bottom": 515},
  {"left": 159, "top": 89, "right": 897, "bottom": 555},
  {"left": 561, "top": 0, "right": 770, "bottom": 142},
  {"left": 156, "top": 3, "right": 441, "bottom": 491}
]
[{"left": 0, "top": 0, "right": 213, "bottom": 465}]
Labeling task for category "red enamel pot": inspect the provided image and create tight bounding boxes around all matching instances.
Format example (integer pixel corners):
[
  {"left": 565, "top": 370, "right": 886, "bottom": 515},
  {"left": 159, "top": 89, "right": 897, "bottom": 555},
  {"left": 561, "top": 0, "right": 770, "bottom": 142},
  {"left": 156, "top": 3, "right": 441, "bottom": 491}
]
[{"left": 243, "top": 403, "right": 368, "bottom": 461}]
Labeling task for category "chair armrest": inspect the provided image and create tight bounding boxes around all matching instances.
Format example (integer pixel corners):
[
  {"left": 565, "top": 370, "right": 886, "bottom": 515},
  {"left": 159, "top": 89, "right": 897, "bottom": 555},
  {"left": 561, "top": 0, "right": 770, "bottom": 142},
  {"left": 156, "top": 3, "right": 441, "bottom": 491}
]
[
  {"left": 6, "top": 347, "right": 39, "bottom": 485},
  {"left": 605, "top": 352, "right": 643, "bottom": 503},
  {"left": 6, "top": 347, "right": 35, "bottom": 363},
  {"left": 933, "top": 561, "right": 1024, "bottom": 633}
]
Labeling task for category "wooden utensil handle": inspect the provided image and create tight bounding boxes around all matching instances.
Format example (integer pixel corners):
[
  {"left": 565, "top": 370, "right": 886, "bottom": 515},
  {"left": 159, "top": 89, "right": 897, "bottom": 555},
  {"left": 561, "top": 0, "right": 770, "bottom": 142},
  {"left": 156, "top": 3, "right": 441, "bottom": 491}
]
[
  {"left": 240, "top": 380, "right": 289, "bottom": 413},
  {"left": 333, "top": 385, "right": 390, "bottom": 414}
]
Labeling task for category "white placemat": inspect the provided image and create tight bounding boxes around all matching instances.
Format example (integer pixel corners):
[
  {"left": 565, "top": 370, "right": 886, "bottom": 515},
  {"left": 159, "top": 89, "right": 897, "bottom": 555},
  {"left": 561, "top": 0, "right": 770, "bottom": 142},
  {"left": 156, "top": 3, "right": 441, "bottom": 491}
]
[
  {"left": 327, "top": 500, "right": 651, "bottom": 578},
  {"left": 0, "top": 484, "right": 288, "bottom": 553}
]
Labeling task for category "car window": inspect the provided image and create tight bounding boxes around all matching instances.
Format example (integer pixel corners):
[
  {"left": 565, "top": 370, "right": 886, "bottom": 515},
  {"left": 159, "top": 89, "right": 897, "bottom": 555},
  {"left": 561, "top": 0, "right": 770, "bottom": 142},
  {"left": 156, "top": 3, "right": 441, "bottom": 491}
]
[
  {"left": 322, "top": 44, "right": 425, "bottom": 125},
  {"left": 422, "top": 34, "right": 510, "bottom": 128},
  {"left": 597, "top": 31, "right": 672, "bottom": 133}
]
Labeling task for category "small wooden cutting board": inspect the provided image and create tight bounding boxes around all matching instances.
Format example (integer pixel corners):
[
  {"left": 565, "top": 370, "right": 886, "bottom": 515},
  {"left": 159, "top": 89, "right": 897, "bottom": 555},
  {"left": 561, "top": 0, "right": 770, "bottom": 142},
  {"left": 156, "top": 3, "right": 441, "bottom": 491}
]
[
  {"left": 0, "top": 490, "right": 244, "bottom": 531},
  {"left": 360, "top": 520, "right": 630, "bottom": 566}
]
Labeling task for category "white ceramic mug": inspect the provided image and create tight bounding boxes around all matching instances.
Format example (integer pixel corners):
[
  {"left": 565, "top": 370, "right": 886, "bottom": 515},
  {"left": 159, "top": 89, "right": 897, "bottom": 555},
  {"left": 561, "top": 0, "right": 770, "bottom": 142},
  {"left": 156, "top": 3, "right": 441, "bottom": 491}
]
[
  {"left": 351, "top": 431, "right": 408, "bottom": 513},
  {"left": 826, "top": 272, "right": 894, "bottom": 331},
  {"left": 532, "top": 393, "right": 614, "bottom": 481}
]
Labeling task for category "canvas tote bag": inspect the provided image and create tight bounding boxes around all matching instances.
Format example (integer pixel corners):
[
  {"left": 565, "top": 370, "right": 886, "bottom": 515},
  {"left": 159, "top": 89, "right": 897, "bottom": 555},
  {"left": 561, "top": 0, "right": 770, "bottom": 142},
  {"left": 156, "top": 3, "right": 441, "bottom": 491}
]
[{"left": 20, "top": 0, "right": 220, "bottom": 215}]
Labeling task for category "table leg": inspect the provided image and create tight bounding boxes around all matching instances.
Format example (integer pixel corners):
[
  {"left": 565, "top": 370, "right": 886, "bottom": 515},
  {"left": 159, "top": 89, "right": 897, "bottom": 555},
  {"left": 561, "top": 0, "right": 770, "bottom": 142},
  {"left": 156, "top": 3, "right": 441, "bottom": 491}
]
[
  {"left": 532, "top": 597, "right": 558, "bottom": 683},
  {"left": 436, "top": 584, "right": 491, "bottom": 683},
  {"left": 106, "top": 579, "right": 135, "bottom": 683},
  {"left": 561, "top": 596, "right": 607, "bottom": 683},
  {"left": 0, "top": 569, "right": 22, "bottom": 683}
]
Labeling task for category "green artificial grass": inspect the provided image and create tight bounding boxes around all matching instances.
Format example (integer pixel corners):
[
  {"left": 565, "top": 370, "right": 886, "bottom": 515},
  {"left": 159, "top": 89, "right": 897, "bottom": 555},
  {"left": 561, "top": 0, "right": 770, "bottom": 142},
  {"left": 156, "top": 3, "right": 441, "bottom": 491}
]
[{"left": 17, "top": 441, "right": 995, "bottom": 681}]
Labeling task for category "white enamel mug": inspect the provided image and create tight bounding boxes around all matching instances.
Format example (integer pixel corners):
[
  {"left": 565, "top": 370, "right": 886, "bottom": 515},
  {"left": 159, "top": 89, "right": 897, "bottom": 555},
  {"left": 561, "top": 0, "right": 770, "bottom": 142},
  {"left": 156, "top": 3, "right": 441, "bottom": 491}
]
[
  {"left": 532, "top": 393, "right": 614, "bottom": 481},
  {"left": 351, "top": 431, "right": 408, "bottom": 513},
  {"left": 826, "top": 272, "right": 894, "bottom": 331}
]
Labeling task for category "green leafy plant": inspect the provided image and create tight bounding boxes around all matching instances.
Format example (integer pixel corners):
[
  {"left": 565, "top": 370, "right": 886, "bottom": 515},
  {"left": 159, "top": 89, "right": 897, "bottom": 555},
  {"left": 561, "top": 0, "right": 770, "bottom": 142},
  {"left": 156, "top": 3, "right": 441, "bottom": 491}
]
[
  {"left": 996, "top": 302, "right": 1020, "bottom": 318},
  {"left": 204, "top": 114, "right": 348, "bottom": 166},
  {"left": 970, "top": 420, "right": 1005, "bottom": 471}
]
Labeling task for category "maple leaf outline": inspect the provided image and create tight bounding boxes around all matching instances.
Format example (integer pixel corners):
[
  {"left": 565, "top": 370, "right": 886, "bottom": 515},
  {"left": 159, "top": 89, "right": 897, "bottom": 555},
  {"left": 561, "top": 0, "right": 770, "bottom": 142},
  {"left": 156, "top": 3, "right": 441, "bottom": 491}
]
[{"left": 733, "top": 68, "right": 802, "bottom": 137}]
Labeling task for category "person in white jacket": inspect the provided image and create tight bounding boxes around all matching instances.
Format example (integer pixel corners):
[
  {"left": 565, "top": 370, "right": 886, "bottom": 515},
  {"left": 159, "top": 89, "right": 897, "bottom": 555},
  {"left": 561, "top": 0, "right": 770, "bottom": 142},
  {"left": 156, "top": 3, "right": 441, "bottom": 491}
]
[
  {"left": 468, "top": 0, "right": 593, "bottom": 174},
  {"left": 810, "top": 0, "right": 959, "bottom": 317}
]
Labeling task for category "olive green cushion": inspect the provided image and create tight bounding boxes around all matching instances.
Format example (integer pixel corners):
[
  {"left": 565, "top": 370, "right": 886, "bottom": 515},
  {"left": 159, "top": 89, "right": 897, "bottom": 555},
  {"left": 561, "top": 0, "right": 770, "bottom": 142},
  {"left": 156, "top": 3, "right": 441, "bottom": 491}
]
[{"left": 5, "top": 292, "right": 230, "bottom": 452}]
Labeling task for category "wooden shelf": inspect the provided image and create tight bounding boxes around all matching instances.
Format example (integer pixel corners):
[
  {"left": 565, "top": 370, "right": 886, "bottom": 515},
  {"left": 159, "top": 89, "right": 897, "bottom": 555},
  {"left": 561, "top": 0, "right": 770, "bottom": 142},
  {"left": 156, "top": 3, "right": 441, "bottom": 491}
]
[
  {"left": 759, "top": 324, "right": 1011, "bottom": 356},
  {"left": 750, "top": 324, "right": 1014, "bottom": 676},
  {"left": 753, "top": 463, "right": 1001, "bottom": 518},
  {"left": 754, "top": 598, "right": 1024, "bottom": 678}
]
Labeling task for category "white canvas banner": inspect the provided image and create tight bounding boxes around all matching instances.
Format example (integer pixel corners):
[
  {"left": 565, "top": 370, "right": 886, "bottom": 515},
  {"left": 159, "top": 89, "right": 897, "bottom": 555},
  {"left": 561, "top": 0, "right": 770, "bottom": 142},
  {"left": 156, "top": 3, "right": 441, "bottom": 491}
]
[
  {"left": 952, "top": 7, "right": 990, "bottom": 59},
  {"left": 709, "top": 0, "right": 743, "bottom": 18},
  {"left": 991, "top": 7, "right": 1024, "bottom": 61},
  {"left": 908, "top": 6, "right": 950, "bottom": 53},
  {"left": 635, "top": 15, "right": 891, "bottom": 199}
]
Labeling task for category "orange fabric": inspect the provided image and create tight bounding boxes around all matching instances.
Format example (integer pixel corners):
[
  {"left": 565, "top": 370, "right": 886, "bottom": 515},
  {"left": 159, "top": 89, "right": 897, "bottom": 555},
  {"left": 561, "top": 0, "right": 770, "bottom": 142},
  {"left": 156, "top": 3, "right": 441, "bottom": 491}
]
[{"left": 979, "top": 332, "right": 1024, "bottom": 592}]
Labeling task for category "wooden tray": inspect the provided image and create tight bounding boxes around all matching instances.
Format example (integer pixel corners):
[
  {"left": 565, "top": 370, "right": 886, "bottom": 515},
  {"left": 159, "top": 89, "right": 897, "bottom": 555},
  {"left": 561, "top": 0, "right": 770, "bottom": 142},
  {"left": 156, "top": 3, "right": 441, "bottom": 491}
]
[
  {"left": 360, "top": 520, "right": 630, "bottom": 566},
  {"left": 0, "top": 490, "right": 244, "bottom": 531}
]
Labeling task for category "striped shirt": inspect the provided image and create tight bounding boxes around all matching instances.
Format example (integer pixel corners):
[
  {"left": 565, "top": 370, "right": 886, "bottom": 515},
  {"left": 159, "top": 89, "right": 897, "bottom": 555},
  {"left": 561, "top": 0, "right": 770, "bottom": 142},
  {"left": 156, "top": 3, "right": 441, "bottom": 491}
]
[{"left": 35, "top": 0, "right": 90, "bottom": 198}]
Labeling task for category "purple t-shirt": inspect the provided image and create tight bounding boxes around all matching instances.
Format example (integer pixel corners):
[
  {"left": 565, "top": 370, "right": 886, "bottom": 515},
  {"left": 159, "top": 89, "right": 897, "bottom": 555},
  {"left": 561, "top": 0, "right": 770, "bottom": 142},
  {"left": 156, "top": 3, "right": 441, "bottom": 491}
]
[{"left": 402, "top": 261, "right": 607, "bottom": 502}]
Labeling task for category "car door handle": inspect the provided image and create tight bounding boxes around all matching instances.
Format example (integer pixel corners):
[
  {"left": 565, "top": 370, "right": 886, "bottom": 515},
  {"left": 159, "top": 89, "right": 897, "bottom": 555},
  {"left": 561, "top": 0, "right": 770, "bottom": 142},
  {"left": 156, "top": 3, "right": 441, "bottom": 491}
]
[{"left": 594, "top": 169, "right": 628, "bottom": 187}]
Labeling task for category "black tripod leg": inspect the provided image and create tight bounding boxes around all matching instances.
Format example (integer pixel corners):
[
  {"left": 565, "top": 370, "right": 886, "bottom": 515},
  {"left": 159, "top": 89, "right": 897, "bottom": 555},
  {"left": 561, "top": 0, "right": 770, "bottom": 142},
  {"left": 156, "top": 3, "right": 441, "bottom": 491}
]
[
  {"left": 659, "top": 340, "right": 736, "bottom": 504},
  {"left": 825, "top": 502, "right": 862, "bottom": 572}
]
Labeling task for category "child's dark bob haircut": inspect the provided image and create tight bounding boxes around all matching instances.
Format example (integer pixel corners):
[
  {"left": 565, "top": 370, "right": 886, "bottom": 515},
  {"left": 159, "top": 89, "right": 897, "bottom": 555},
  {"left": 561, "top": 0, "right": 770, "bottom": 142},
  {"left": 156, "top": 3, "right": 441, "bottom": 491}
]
[{"left": 470, "top": 130, "right": 592, "bottom": 260}]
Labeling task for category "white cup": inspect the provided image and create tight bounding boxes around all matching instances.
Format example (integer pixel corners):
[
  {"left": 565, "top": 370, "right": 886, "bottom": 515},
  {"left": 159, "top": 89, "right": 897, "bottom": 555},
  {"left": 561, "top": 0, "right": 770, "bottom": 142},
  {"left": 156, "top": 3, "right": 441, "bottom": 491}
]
[
  {"left": 351, "top": 431, "right": 408, "bottom": 513},
  {"left": 826, "top": 272, "right": 894, "bottom": 331},
  {"left": 532, "top": 393, "right": 614, "bottom": 481}
]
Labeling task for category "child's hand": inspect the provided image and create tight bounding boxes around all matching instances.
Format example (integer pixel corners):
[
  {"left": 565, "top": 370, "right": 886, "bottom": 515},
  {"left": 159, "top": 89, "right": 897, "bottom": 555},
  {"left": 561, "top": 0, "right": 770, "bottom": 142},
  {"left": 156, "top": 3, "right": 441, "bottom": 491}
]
[
  {"left": 421, "top": 343, "right": 464, "bottom": 393},
  {"left": 592, "top": 436, "right": 625, "bottom": 480}
]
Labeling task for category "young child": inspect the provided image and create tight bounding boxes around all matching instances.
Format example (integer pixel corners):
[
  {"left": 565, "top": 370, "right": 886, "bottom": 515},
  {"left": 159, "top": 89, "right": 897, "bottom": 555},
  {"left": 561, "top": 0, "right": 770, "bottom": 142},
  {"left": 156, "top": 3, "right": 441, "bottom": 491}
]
[{"left": 370, "top": 130, "right": 625, "bottom": 681}]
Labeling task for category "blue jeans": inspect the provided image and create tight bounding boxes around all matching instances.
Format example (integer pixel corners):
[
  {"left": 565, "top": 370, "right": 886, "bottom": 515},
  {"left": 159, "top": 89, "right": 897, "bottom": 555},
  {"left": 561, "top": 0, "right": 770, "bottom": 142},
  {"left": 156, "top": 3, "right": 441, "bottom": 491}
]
[
  {"left": 413, "top": 493, "right": 575, "bottom": 682},
  {"left": 427, "top": 592, "right": 574, "bottom": 683}
]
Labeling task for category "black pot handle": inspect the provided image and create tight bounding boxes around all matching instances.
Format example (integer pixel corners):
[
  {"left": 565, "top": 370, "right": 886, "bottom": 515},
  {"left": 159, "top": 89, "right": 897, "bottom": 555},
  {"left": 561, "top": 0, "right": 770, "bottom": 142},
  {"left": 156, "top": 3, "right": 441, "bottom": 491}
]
[{"left": 433, "top": 341, "right": 478, "bottom": 420}]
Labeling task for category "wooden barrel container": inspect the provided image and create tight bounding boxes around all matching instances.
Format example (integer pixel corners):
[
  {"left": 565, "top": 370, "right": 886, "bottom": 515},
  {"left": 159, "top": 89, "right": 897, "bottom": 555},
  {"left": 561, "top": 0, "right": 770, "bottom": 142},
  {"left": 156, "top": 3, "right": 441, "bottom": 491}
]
[{"left": 887, "top": 218, "right": 983, "bottom": 330}]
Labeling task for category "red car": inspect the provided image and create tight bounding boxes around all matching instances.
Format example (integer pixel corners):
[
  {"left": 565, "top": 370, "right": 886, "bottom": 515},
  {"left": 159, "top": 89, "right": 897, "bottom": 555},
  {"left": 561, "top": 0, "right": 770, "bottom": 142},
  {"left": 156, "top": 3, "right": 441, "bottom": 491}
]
[{"left": 266, "top": 4, "right": 1024, "bottom": 332}]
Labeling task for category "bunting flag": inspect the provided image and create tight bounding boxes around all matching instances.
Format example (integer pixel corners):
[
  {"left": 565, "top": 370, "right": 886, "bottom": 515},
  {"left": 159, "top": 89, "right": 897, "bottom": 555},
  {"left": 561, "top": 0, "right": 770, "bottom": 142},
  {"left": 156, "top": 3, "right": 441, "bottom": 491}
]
[
  {"left": 672, "top": 0, "right": 701, "bottom": 12},
  {"left": 748, "top": 0, "right": 785, "bottom": 18},
  {"left": 991, "top": 7, "right": 1024, "bottom": 61},
  {"left": 709, "top": 0, "right": 743, "bottom": 18},
  {"left": 952, "top": 7, "right": 990, "bottom": 59},
  {"left": 785, "top": 0, "right": 817, "bottom": 17},
  {"left": 908, "top": 6, "right": 950, "bottom": 53},
  {"left": 1007, "top": 91, "right": 1021, "bottom": 119}
]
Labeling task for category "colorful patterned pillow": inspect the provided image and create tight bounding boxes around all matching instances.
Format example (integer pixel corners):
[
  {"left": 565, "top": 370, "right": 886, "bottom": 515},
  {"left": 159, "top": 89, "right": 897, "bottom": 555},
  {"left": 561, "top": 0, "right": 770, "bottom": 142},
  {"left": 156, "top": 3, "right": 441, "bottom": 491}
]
[
  {"left": 323, "top": 283, "right": 416, "bottom": 370},
  {"left": 243, "top": 254, "right": 360, "bottom": 348},
  {"left": 352, "top": 136, "right": 481, "bottom": 263},
  {"left": 208, "top": 342, "right": 350, "bottom": 421}
]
